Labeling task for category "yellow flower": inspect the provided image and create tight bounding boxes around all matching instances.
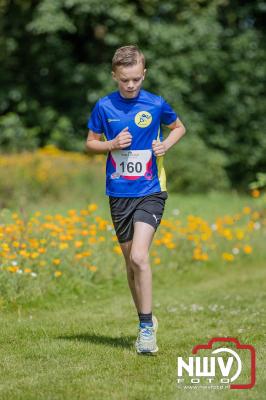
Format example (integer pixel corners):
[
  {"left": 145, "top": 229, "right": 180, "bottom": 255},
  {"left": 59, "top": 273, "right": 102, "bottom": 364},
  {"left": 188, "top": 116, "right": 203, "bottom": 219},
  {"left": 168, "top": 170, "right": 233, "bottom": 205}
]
[
  {"left": 247, "top": 221, "right": 255, "bottom": 231},
  {"left": 166, "top": 242, "right": 176, "bottom": 249},
  {"left": 154, "top": 257, "right": 161, "bottom": 265},
  {"left": 98, "top": 220, "right": 108, "bottom": 230},
  {"left": 88, "top": 265, "right": 97, "bottom": 272},
  {"left": 82, "top": 250, "right": 92, "bottom": 257},
  {"left": 59, "top": 243, "right": 69, "bottom": 250},
  {"left": 80, "top": 210, "right": 89, "bottom": 216},
  {"left": 2, "top": 243, "right": 10, "bottom": 252},
  {"left": 223, "top": 229, "right": 233, "bottom": 240},
  {"left": 236, "top": 229, "right": 244, "bottom": 240},
  {"left": 19, "top": 250, "right": 30, "bottom": 258},
  {"left": 224, "top": 215, "right": 234, "bottom": 225},
  {"left": 53, "top": 258, "right": 61, "bottom": 265},
  {"left": 113, "top": 245, "right": 122, "bottom": 255},
  {"left": 68, "top": 209, "right": 77, "bottom": 216},
  {"left": 75, "top": 240, "right": 83, "bottom": 248},
  {"left": 222, "top": 253, "right": 234, "bottom": 261},
  {"left": 30, "top": 252, "right": 39, "bottom": 259},
  {"left": 88, "top": 237, "right": 97, "bottom": 244},
  {"left": 54, "top": 270, "right": 62, "bottom": 277},
  {"left": 251, "top": 189, "right": 260, "bottom": 198},
  {"left": 7, "top": 266, "right": 19, "bottom": 273},
  {"left": 201, "top": 233, "right": 210, "bottom": 241},
  {"left": 243, "top": 206, "right": 251, "bottom": 215},
  {"left": 88, "top": 203, "right": 98, "bottom": 212},
  {"left": 75, "top": 253, "right": 83, "bottom": 260},
  {"left": 24, "top": 268, "right": 32, "bottom": 273},
  {"left": 243, "top": 245, "right": 252, "bottom": 254}
]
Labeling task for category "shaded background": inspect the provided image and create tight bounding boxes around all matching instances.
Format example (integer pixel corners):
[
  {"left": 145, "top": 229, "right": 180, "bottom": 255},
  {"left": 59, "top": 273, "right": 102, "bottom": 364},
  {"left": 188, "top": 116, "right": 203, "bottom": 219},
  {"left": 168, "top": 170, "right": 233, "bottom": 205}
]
[{"left": 0, "top": 0, "right": 265, "bottom": 192}]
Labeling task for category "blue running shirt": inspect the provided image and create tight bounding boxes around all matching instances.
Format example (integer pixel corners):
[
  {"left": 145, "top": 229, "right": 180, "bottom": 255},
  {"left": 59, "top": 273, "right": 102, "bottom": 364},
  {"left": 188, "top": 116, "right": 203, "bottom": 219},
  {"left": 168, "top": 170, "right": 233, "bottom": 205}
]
[{"left": 87, "top": 89, "right": 178, "bottom": 197}]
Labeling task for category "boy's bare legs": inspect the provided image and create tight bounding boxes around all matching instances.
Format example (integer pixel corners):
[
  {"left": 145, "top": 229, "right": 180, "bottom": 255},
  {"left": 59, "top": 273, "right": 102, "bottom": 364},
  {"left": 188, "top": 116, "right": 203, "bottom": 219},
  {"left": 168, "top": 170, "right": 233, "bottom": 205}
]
[
  {"left": 130, "top": 222, "right": 155, "bottom": 313},
  {"left": 120, "top": 222, "right": 155, "bottom": 314},
  {"left": 120, "top": 240, "right": 140, "bottom": 312}
]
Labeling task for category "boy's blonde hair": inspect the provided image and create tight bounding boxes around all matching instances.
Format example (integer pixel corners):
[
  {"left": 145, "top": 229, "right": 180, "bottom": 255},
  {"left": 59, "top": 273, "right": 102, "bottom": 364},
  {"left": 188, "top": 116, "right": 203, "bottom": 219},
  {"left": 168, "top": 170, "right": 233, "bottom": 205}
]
[{"left": 112, "top": 45, "right": 145, "bottom": 71}]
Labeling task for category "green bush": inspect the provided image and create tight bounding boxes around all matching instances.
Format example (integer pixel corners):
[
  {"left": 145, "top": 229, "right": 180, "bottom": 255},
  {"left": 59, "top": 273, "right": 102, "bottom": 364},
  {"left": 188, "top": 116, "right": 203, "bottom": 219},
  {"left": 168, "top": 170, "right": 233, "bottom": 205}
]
[
  {"left": 0, "top": 113, "right": 39, "bottom": 152},
  {"left": 164, "top": 134, "right": 230, "bottom": 193}
]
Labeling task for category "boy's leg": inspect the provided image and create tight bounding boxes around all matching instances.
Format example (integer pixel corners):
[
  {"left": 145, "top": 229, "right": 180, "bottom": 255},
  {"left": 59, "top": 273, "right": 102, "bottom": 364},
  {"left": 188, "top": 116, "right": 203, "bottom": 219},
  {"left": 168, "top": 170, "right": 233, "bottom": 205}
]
[
  {"left": 119, "top": 220, "right": 155, "bottom": 315},
  {"left": 120, "top": 240, "right": 140, "bottom": 312},
  {"left": 129, "top": 221, "right": 155, "bottom": 314}
]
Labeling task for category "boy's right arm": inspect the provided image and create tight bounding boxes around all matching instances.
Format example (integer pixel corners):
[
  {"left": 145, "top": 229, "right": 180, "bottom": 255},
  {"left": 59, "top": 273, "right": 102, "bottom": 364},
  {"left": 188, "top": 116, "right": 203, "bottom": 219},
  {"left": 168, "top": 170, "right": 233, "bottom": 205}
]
[{"left": 86, "top": 128, "right": 132, "bottom": 154}]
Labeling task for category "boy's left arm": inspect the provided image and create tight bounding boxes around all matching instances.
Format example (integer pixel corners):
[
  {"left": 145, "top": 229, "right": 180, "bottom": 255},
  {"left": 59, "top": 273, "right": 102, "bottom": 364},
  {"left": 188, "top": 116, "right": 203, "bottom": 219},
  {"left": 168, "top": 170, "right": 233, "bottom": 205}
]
[{"left": 152, "top": 118, "right": 186, "bottom": 157}]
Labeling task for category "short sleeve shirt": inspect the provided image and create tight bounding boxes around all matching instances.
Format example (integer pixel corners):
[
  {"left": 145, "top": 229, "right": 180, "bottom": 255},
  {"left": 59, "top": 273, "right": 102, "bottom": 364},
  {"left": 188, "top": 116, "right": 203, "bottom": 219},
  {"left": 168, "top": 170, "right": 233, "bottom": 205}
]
[{"left": 87, "top": 89, "right": 178, "bottom": 197}]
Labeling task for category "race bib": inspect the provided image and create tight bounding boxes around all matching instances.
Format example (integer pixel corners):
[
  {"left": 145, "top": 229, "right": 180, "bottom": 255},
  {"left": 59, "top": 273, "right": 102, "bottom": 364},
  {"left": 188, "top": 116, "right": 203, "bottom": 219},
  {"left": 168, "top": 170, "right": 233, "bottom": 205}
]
[{"left": 111, "top": 149, "right": 152, "bottom": 177}]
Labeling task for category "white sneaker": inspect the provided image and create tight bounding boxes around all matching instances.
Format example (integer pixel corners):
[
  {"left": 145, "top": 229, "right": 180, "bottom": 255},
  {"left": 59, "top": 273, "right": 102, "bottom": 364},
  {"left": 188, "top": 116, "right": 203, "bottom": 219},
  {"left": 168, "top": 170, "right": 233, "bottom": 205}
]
[{"left": 135, "top": 315, "right": 159, "bottom": 354}]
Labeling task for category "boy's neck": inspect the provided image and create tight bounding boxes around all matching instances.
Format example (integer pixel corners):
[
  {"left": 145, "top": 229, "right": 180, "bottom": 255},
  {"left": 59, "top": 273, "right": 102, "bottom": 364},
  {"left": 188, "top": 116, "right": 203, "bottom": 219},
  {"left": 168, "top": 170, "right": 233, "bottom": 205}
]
[{"left": 118, "top": 89, "right": 142, "bottom": 100}]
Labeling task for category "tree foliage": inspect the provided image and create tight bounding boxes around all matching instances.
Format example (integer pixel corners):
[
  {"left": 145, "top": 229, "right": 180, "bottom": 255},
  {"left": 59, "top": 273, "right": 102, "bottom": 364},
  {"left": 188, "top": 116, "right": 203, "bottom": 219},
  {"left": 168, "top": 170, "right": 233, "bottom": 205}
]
[{"left": 0, "top": 0, "right": 265, "bottom": 188}]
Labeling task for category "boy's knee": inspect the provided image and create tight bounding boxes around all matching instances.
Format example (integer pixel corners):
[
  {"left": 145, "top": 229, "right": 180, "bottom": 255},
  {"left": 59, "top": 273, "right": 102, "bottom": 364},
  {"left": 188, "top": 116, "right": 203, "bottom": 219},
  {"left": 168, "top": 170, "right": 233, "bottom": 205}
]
[{"left": 130, "top": 251, "right": 149, "bottom": 270}]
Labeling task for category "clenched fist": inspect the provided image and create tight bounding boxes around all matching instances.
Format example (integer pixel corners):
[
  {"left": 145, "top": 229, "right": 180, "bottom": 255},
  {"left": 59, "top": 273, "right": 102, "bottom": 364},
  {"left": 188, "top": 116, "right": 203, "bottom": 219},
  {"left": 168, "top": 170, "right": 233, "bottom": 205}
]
[
  {"left": 152, "top": 140, "right": 166, "bottom": 157},
  {"left": 109, "top": 127, "right": 132, "bottom": 150}
]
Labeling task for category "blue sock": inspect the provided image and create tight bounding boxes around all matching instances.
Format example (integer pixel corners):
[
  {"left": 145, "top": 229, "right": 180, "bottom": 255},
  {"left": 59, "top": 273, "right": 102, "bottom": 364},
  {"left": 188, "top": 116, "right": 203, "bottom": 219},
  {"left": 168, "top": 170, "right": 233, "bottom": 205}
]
[{"left": 138, "top": 312, "right": 153, "bottom": 327}]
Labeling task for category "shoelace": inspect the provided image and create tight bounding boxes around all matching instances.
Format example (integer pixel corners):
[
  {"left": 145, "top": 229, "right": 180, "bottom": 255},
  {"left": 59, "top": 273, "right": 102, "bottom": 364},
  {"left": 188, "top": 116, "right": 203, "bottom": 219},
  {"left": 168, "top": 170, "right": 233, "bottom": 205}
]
[{"left": 139, "top": 327, "right": 153, "bottom": 338}]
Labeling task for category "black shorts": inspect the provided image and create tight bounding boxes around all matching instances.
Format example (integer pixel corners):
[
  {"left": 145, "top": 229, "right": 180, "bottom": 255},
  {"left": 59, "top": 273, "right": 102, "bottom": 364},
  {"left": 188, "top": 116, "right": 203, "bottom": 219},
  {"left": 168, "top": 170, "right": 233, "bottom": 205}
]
[{"left": 109, "top": 191, "right": 168, "bottom": 243}]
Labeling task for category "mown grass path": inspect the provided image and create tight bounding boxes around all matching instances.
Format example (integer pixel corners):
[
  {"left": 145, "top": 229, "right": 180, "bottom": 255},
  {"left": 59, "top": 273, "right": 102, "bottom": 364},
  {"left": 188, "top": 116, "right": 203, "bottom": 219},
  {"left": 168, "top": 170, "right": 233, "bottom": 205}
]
[{"left": 0, "top": 251, "right": 265, "bottom": 399}]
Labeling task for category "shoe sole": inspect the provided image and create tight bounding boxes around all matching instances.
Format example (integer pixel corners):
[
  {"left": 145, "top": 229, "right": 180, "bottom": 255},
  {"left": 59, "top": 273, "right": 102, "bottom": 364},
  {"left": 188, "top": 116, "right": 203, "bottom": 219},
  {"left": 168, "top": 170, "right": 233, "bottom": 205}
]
[{"left": 136, "top": 349, "right": 158, "bottom": 355}]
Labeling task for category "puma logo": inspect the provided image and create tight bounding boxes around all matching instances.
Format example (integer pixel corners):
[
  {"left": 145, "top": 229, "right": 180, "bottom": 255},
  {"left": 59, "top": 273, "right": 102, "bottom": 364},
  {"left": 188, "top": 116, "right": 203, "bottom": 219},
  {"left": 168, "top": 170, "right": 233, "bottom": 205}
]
[{"left": 153, "top": 214, "right": 159, "bottom": 224}]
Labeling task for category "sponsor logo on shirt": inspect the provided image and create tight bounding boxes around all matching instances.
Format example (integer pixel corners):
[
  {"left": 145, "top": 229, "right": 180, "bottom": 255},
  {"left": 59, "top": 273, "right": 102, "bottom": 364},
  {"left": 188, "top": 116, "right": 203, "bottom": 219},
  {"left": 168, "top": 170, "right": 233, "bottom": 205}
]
[
  {"left": 108, "top": 118, "right": 120, "bottom": 123},
  {"left": 134, "top": 111, "right": 152, "bottom": 128}
]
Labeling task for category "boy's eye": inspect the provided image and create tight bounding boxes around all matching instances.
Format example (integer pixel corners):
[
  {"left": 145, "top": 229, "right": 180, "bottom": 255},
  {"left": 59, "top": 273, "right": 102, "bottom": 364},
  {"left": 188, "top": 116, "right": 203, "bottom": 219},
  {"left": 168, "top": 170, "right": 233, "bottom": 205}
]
[{"left": 121, "top": 78, "right": 141, "bottom": 83}]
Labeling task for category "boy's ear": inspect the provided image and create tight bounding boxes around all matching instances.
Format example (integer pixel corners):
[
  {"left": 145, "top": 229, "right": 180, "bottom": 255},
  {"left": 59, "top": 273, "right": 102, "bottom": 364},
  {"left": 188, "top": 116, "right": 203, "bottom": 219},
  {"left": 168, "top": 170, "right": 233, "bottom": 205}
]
[
  {"left": 143, "top": 68, "right": 147, "bottom": 80},
  {"left": 112, "top": 71, "right": 117, "bottom": 81}
]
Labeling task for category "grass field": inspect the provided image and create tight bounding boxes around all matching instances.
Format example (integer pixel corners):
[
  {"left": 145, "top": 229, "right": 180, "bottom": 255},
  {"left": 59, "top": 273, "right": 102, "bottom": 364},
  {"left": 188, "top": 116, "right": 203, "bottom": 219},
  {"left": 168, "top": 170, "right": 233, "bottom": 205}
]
[{"left": 0, "top": 191, "right": 265, "bottom": 399}]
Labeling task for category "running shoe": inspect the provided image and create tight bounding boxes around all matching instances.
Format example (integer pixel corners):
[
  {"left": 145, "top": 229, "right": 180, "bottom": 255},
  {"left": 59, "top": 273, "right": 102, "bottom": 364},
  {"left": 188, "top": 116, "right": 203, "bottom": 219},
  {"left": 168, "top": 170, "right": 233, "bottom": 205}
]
[{"left": 135, "top": 315, "right": 158, "bottom": 354}]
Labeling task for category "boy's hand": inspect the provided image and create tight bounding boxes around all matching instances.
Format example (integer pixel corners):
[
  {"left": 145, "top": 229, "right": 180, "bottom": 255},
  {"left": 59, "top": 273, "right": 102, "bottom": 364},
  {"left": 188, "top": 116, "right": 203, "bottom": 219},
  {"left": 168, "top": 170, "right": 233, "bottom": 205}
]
[
  {"left": 110, "top": 127, "right": 132, "bottom": 150},
  {"left": 152, "top": 140, "right": 166, "bottom": 157}
]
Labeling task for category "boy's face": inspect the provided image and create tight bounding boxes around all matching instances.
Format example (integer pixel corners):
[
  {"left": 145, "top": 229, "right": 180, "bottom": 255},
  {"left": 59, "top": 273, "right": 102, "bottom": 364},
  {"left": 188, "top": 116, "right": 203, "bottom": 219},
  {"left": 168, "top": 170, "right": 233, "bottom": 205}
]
[{"left": 112, "top": 61, "right": 146, "bottom": 99}]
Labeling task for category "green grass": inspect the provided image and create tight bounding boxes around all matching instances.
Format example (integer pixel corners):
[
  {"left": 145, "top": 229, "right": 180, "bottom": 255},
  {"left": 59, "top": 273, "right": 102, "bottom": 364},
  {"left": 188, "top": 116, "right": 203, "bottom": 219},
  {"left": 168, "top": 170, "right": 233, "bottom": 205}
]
[
  {"left": 0, "top": 192, "right": 265, "bottom": 399},
  {"left": 0, "top": 257, "right": 265, "bottom": 399}
]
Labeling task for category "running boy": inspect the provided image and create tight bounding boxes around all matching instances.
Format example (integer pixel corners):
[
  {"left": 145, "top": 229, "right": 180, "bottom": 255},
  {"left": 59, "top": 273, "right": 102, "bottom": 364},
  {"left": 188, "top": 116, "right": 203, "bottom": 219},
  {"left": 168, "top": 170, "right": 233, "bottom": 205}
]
[{"left": 86, "top": 45, "right": 186, "bottom": 354}]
